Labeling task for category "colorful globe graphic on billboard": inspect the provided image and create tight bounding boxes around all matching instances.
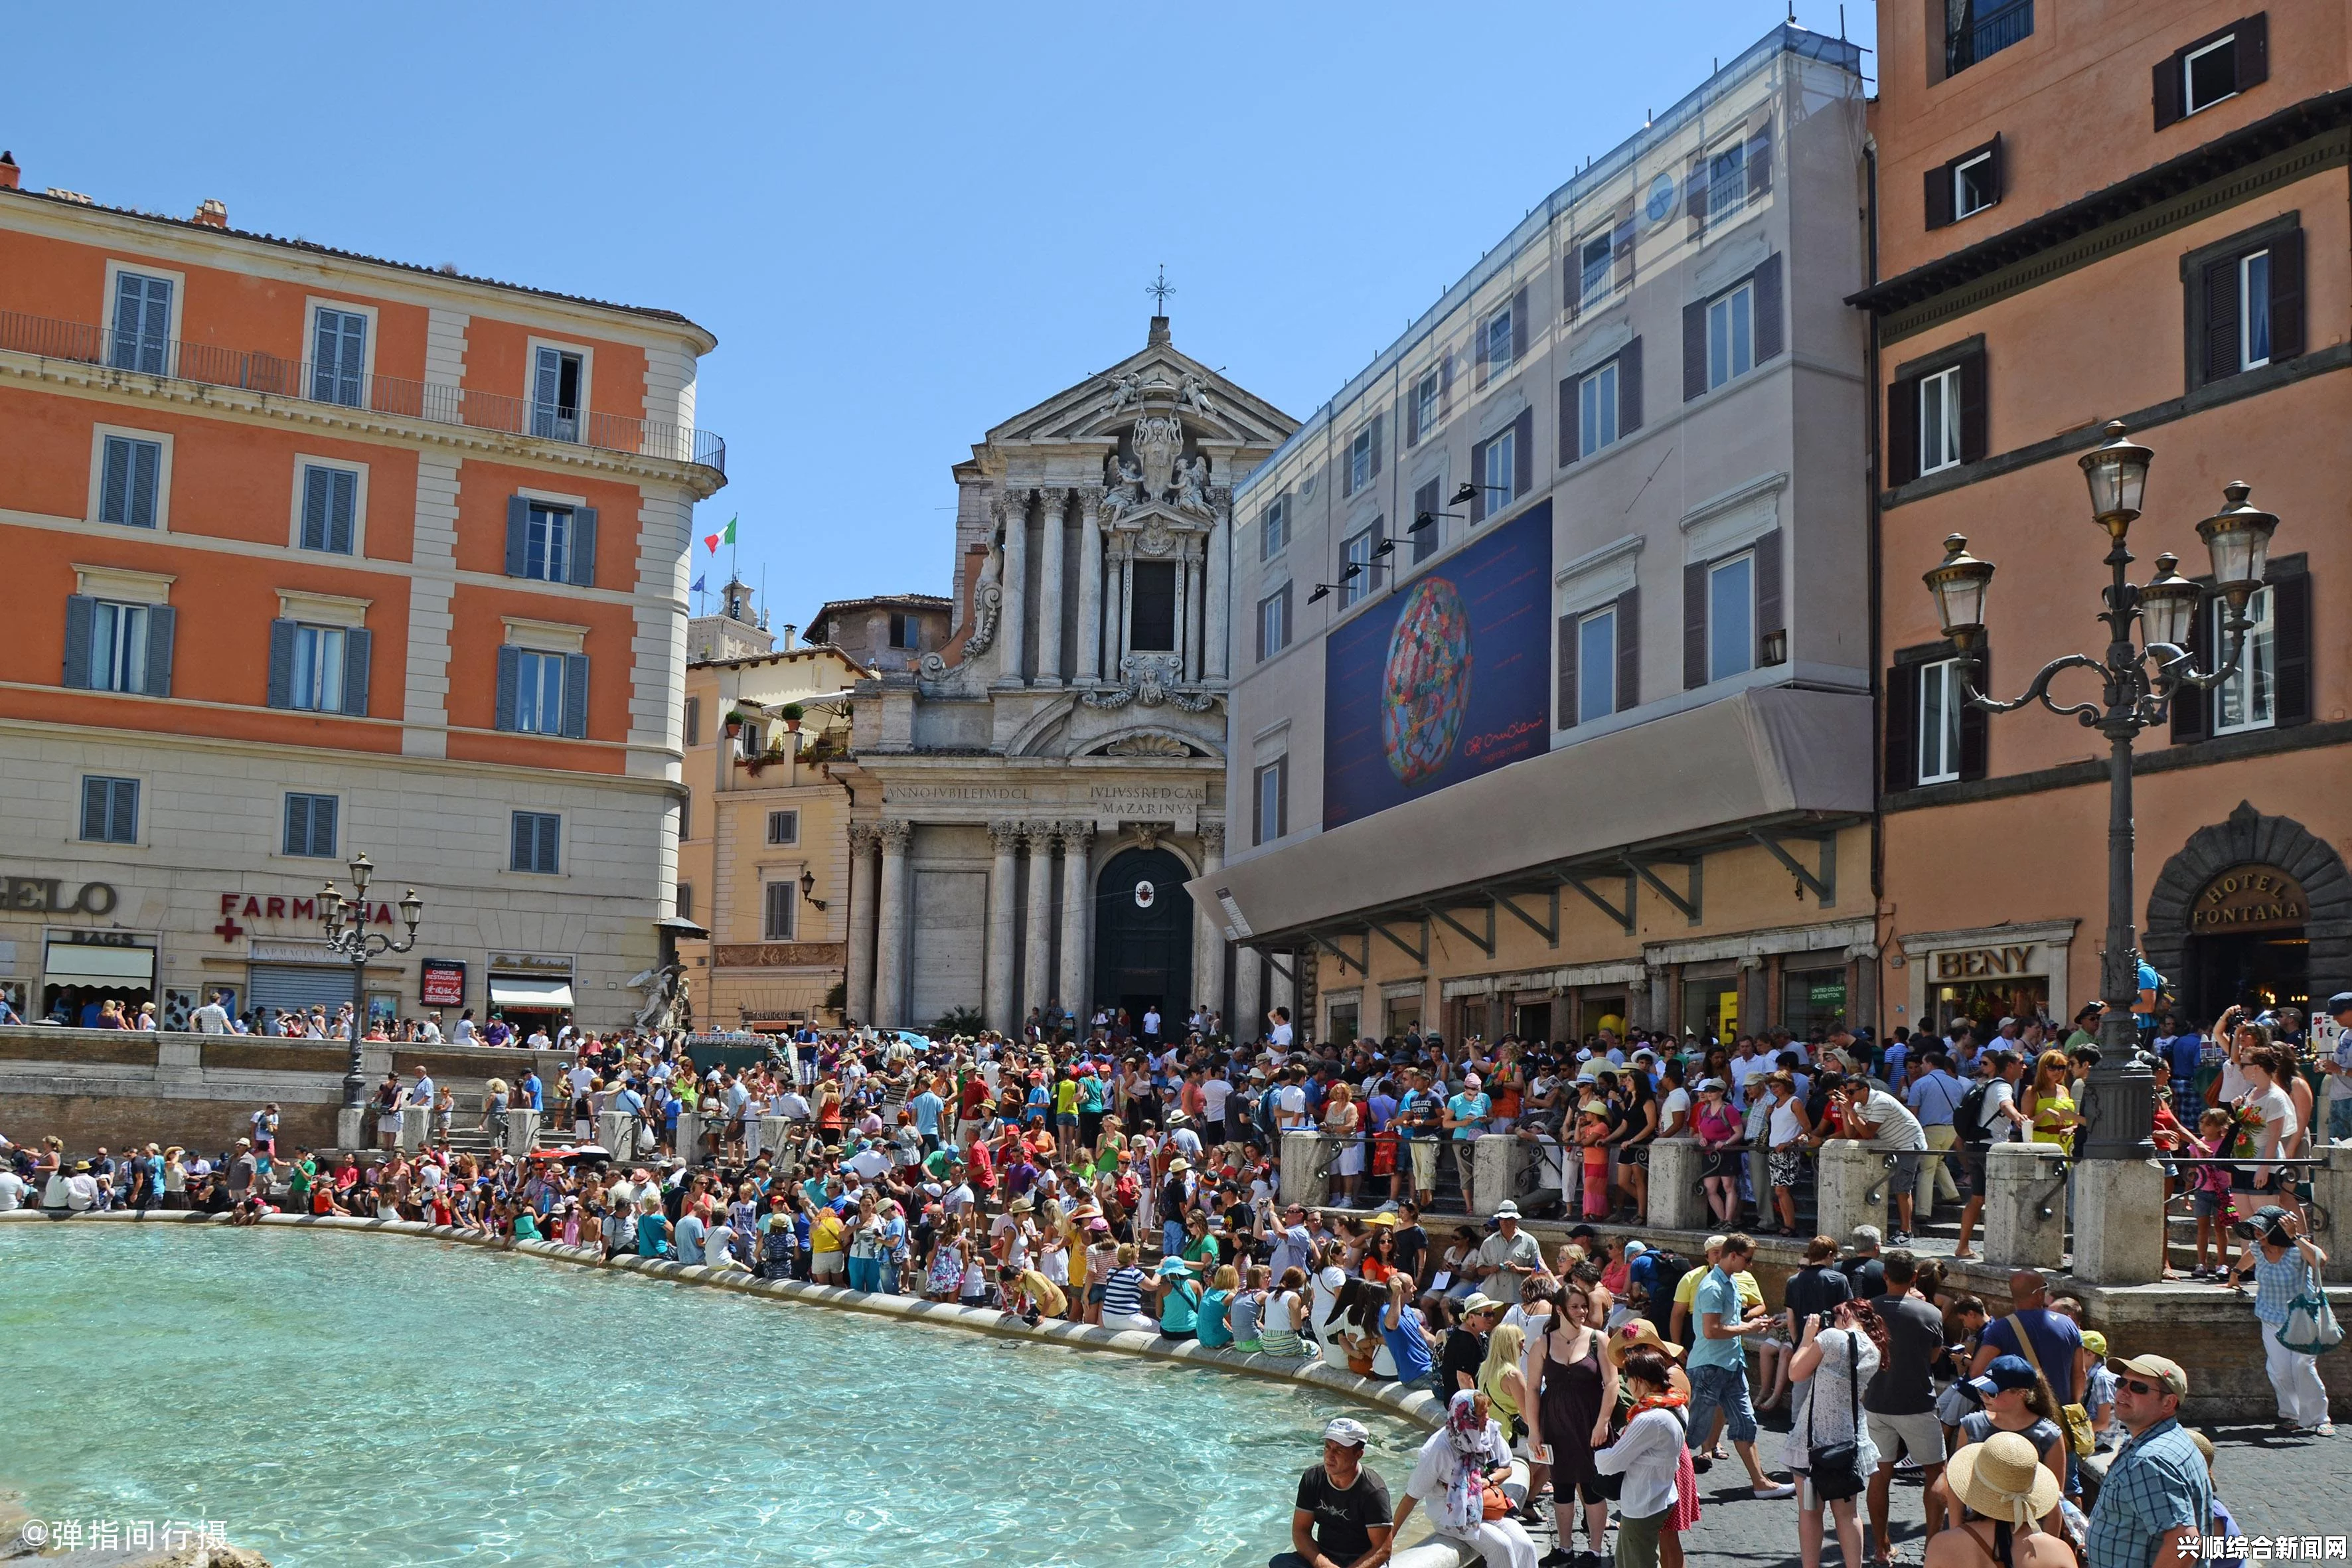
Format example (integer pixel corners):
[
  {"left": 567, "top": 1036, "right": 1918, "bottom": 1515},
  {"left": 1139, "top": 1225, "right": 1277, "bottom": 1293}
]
[{"left": 1381, "top": 577, "right": 1472, "bottom": 785}]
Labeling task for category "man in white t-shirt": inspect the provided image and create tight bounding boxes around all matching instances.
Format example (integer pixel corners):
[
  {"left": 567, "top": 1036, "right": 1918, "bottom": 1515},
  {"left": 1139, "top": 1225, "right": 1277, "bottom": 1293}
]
[
  {"left": 1200, "top": 1069, "right": 1232, "bottom": 1126},
  {"left": 0, "top": 1167, "right": 27, "bottom": 1212},
  {"left": 1727, "top": 1038, "right": 1769, "bottom": 1111},
  {"left": 191, "top": 991, "right": 232, "bottom": 1034},
  {"left": 1275, "top": 1070, "right": 1310, "bottom": 1130},
  {"left": 1828, "top": 1069, "right": 1928, "bottom": 1244},
  {"left": 1268, "top": 1008, "right": 1293, "bottom": 1049}
]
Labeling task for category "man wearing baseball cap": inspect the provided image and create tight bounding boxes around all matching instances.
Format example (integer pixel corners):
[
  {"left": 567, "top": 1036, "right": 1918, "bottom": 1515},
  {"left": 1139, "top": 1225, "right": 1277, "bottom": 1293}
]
[
  {"left": 1275, "top": 1415, "right": 1393, "bottom": 1568},
  {"left": 2318, "top": 992, "right": 2352, "bottom": 1145},
  {"left": 2081, "top": 1353, "right": 2208, "bottom": 1568}
]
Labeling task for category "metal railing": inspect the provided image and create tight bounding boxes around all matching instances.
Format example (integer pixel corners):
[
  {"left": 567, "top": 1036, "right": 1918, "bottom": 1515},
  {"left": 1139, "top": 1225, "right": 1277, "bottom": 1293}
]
[
  {"left": 0, "top": 308, "right": 726, "bottom": 475},
  {"left": 1947, "top": 0, "right": 2033, "bottom": 76}
]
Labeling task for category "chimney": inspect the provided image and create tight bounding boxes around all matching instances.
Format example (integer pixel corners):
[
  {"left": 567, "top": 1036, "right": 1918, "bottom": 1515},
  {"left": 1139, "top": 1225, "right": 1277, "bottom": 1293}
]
[
  {"left": 777, "top": 623, "right": 797, "bottom": 651},
  {"left": 1148, "top": 314, "right": 1171, "bottom": 347},
  {"left": 0, "top": 152, "right": 19, "bottom": 192},
  {"left": 193, "top": 198, "right": 227, "bottom": 228}
]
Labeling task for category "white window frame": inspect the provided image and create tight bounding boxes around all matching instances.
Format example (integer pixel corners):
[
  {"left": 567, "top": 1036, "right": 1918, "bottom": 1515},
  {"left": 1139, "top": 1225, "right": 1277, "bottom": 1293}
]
[
  {"left": 2238, "top": 249, "right": 2272, "bottom": 371},
  {"left": 1254, "top": 757, "right": 1286, "bottom": 845},
  {"left": 287, "top": 455, "right": 370, "bottom": 556},
  {"left": 88, "top": 599, "right": 153, "bottom": 694},
  {"left": 1485, "top": 305, "right": 1514, "bottom": 374},
  {"left": 1260, "top": 496, "right": 1289, "bottom": 562},
  {"left": 1578, "top": 230, "right": 1615, "bottom": 311},
  {"left": 2213, "top": 584, "right": 2276, "bottom": 736},
  {"left": 522, "top": 499, "right": 576, "bottom": 584},
  {"left": 525, "top": 337, "right": 595, "bottom": 444},
  {"left": 1706, "top": 281, "right": 1756, "bottom": 390},
  {"left": 1952, "top": 151, "right": 1996, "bottom": 220},
  {"left": 1341, "top": 528, "right": 1377, "bottom": 608},
  {"left": 1576, "top": 603, "right": 1618, "bottom": 726},
  {"left": 767, "top": 809, "right": 800, "bottom": 846},
  {"left": 102, "top": 260, "right": 185, "bottom": 371},
  {"left": 1918, "top": 657, "right": 1965, "bottom": 785},
  {"left": 2183, "top": 33, "right": 2240, "bottom": 116},
  {"left": 286, "top": 623, "right": 350, "bottom": 714},
  {"left": 1707, "top": 138, "right": 1749, "bottom": 226},
  {"left": 305, "top": 297, "right": 378, "bottom": 408},
  {"left": 1413, "top": 369, "right": 1441, "bottom": 442},
  {"left": 1259, "top": 588, "right": 1289, "bottom": 659},
  {"left": 86, "top": 424, "right": 175, "bottom": 534},
  {"left": 1347, "top": 425, "right": 1373, "bottom": 494},
  {"left": 1579, "top": 360, "right": 1620, "bottom": 456},
  {"left": 79, "top": 773, "right": 143, "bottom": 846},
  {"left": 510, "top": 647, "right": 570, "bottom": 736},
  {"left": 1920, "top": 366, "right": 1963, "bottom": 475},
  {"left": 1482, "top": 425, "right": 1516, "bottom": 511},
  {"left": 763, "top": 879, "right": 799, "bottom": 941},
  {"left": 1707, "top": 552, "right": 1756, "bottom": 684}
]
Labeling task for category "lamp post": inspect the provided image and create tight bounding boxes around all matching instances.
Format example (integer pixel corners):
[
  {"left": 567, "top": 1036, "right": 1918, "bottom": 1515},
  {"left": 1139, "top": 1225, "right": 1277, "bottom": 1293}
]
[
  {"left": 319, "top": 853, "right": 424, "bottom": 1107},
  {"left": 1922, "top": 422, "right": 2278, "bottom": 1160}
]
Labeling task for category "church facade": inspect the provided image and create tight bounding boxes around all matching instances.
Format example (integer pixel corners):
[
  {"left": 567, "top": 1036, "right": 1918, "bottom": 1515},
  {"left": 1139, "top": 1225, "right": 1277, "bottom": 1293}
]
[{"left": 836, "top": 318, "right": 1294, "bottom": 1031}]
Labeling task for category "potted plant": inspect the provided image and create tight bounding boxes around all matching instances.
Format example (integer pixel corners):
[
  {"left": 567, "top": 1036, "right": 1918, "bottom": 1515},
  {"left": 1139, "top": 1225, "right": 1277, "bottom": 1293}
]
[{"left": 779, "top": 702, "right": 805, "bottom": 733}]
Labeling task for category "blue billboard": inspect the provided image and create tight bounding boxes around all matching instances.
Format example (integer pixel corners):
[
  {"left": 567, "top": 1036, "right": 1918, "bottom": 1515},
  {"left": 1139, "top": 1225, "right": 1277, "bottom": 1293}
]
[{"left": 1322, "top": 499, "right": 1553, "bottom": 829}]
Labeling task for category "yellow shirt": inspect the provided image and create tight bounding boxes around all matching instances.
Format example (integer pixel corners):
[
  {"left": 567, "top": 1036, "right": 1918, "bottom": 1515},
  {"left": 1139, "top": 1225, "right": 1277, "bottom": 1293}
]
[
  {"left": 2031, "top": 1091, "right": 2077, "bottom": 1147},
  {"left": 1674, "top": 1267, "right": 1763, "bottom": 1312},
  {"left": 811, "top": 1212, "right": 847, "bottom": 1257}
]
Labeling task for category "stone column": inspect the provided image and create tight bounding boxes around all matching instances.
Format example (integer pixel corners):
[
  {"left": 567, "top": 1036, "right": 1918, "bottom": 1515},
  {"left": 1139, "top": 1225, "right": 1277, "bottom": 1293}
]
[
  {"left": 1058, "top": 820, "right": 1093, "bottom": 1027},
  {"left": 1204, "top": 492, "right": 1230, "bottom": 681},
  {"left": 1036, "top": 487, "right": 1066, "bottom": 685},
  {"left": 845, "top": 821, "right": 879, "bottom": 1025},
  {"left": 1984, "top": 1142, "right": 2068, "bottom": 1270},
  {"left": 1280, "top": 1129, "right": 1329, "bottom": 1208},
  {"left": 997, "top": 488, "right": 1029, "bottom": 686},
  {"left": 2073, "top": 1156, "right": 2167, "bottom": 1286},
  {"left": 505, "top": 1109, "right": 540, "bottom": 1158},
  {"left": 1022, "top": 821, "right": 1056, "bottom": 1026},
  {"left": 984, "top": 820, "right": 1022, "bottom": 1033},
  {"left": 1648, "top": 1137, "right": 1708, "bottom": 1231},
  {"left": 1816, "top": 1139, "right": 1886, "bottom": 1244},
  {"left": 873, "top": 819, "right": 914, "bottom": 1026},
  {"left": 1193, "top": 823, "right": 1225, "bottom": 1022},
  {"left": 1173, "top": 538, "right": 1192, "bottom": 679},
  {"left": 2318, "top": 1145, "right": 2352, "bottom": 1283},
  {"left": 1115, "top": 548, "right": 1133, "bottom": 670},
  {"left": 1077, "top": 487, "right": 1105, "bottom": 684},
  {"left": 1233, "top": 947, "right": 1264, "bottom": 1046}
]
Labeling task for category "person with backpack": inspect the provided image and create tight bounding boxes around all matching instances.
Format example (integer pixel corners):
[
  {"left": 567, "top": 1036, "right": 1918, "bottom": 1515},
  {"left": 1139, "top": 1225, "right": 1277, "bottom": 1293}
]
[
  {"left": 1950, "top": 1052, "right": 2032, "bottom": 1261},
  {"left": 2224, "top": 1205, "right": 2334, "bottom": 1433}
]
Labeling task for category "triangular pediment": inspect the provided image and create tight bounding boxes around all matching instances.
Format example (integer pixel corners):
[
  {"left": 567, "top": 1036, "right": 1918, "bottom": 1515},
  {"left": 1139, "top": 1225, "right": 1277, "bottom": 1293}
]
[{"left": 981, "top": 324, "right": 1296, "bottom": 452}]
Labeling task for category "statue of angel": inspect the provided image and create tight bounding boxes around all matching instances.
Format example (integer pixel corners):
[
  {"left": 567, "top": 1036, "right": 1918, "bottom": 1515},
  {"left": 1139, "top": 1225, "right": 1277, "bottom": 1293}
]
[
  {"left": 1178, "top": 372, "right": 1216, "bottom": 416},
  {"left": 1172, "top": 453, "right": 1211, "bottom": 513},
  {"left": 1105, "top": 370, "right": 1143, "bottom": 412}
]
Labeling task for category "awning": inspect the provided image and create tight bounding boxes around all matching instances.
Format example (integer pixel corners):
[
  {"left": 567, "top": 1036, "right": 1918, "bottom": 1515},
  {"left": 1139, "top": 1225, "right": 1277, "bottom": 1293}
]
[
  {"left": 656, "top": 915, "right": 710, "bottom": 939},
  {"left": 1192, "top": 686, "right": 1873, "bottom": 941},
  {"left": 44, "top": 941, "right": 156, "bottom": 984},
  {"left": 490, "top": 975, "right": 575, "bottom": 1008}
]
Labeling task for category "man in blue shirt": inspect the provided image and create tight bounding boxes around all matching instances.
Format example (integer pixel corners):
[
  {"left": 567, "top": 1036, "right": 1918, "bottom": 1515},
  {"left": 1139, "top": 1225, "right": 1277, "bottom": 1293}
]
[
  {"left": 1907, "top": 1051, "right": 1967, "bottom": 1215},
  {"left": 2323, "top": 993, "right": 2352, "bottom": 1144},
  {"left": 2083, "top": 1354, "right": 2208, "bottom": 1568},
  {"left": 910, "top": 1078, "right": 946, "bottom": 1153},
  {"left": 1443, "top": 1075, "right": 1490, "bottom": 1214},
  {"left": 1379, "top": 1273, "right": 1435, "bottom": 1384},
  {"left": 1684, "top": 1234, "right": 1792, "bottom": 1497},
  {"left": 520, "top": 1070, "right": 543, "bottom": 1113}
]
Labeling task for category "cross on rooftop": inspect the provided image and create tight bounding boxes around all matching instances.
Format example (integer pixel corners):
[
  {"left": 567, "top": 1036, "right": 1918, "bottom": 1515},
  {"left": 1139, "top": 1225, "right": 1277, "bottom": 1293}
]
[{"left": 1146, "top": 264, "right": 1174, "bottom": 313}]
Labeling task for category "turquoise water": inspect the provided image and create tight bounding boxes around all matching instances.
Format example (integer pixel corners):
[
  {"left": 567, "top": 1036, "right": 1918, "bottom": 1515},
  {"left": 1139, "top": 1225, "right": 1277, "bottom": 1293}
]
[{"left": 2, "top": 1226, "right": 1420, "bottom": 1567}]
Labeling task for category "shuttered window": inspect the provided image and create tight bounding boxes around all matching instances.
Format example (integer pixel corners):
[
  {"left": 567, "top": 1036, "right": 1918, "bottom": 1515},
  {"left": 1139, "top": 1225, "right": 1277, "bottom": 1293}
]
[
  {"left": 1345, "top": 416, "right": 1383, "bottom": 495},
  {"left": 1257, "top": 585, "right": 1291, "bottom": 661},
  {"left": 99, "top": 435, "right": 162, "bottom": 528},
  {"left": 767, "top": 809, "right": 800, "bottom": 846},
  {"left": 1684, "top": 530, "right": 1781, "bottom": 690},
  {"left": 283, "top": 793, "right": 340, "bottom": 858},
  {"left": 2183, "top": 218, "right": 2303, "bottom": 390},
  {"left": 266, "top": 619, "right": 370, "bottom": 716},
  {"left": 1926, "top": 137, "right": 2005, "bottom": 230},
  {"left": 1253, "top": 757, "right": 1288, "bottom": 846},
  {"left": 764, "top": 881, "right": 797, "bottom": 941},
  {"left": 2156, "top": 14, "right": 2266, "bottom": 127},
  {"left": 311, "top": 307, "right": 367, "bottom": 407},
  {"left": 531, "top": 347, "right": 584, "bottom": 442},
  {"left": 299, "top": 465, "right": 358, "bottom": 554},
  {"left": 1341, "top": 526, "right": 1381, "bottom": 608},
  {"left": 80, "top": 776, "right": 140, "bottom": 844},
  {"left": 510, "top": 811, "right": 561, "bottom": 874},
  {"left": 1885, "top": 339, "right": 1990, "bottom": 486},
  {"left": 1260, "top": 496, "right": 1289, "bottom": 560},
  {"left": 1409, "top": 369, "right": 1441, "bottom": 445},
  {"left": 683, "top": 695, "right": 700, "bottom": 747},
  {"left": 110, "top": 272, "right": 172, "bottom": 372},
  {"left": 2212, "top": 585, "right": 2277, "bottom": 734},
  {"left": 2172, "top": 564, "right": 2310, "bottom": 743},
  {"left": 503, "top": 496, "right": 599, "bottom": 586},
  {"left": 1887, "top": 643, "right": 1989, "bottom": 789}
]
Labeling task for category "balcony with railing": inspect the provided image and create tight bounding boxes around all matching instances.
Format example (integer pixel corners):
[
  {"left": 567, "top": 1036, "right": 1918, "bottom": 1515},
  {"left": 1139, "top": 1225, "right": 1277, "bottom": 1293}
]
[
  {"left": 1944, "top": 0, "right": 2033, "bottom": 78},
  {"left": 0, "top": 310, "right": 726, "bottom": 475}
]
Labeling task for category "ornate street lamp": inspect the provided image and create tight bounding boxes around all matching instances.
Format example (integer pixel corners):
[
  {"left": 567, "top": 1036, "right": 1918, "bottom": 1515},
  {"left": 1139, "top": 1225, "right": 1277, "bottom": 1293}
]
[
  {"left": 319, "top": 852, "right": 424, "bottom": 1107},
  {"left": 1922, "top": 422, "right": 2278, "bottom": 1160}
]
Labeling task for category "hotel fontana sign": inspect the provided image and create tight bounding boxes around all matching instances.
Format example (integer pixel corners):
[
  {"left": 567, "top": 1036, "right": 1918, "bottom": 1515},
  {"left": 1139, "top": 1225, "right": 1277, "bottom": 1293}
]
[{"left": 2189, "top": 864, "right": 2306, "bottom": 933}]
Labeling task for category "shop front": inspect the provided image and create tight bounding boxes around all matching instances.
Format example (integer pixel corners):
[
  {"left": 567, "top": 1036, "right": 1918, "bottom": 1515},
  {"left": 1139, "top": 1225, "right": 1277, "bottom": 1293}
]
[
  {"left": 1895, "top": 920, "right": 2077, "bottom": 1038},
  {"left": 41, "top": 929, "right": 157, "bottom": 1026},
  {"left": 487, "top": 952, "right": 577, "bottom": 1040},
  {"left": 1381, "top": 981, "right": 1425, "bottom": 1038},
  {"left": 2144, "top": 805, "right": 2351, "bottom": 1026}
]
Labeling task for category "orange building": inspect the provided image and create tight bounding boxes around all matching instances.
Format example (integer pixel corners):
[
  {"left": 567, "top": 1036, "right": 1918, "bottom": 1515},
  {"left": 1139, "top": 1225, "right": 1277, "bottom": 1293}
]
[
  {"left": 0, "top": 152, "right": 724, "bottom": 1032},
  {"left": 1855, "top": 1, "right": 2350, "bottom": 1032}
]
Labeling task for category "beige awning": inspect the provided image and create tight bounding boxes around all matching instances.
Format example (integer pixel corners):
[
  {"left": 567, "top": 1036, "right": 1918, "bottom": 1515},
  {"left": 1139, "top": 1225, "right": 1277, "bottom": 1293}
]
[
  {"left": 491, "top": 975, "right": 575, "bottom": 1008},
  {"left": 1192, "top": 685, "right": 1873, "bottom": 941},
  {"left": 44, "top": 941, "right": 156, "bottom": 984}
]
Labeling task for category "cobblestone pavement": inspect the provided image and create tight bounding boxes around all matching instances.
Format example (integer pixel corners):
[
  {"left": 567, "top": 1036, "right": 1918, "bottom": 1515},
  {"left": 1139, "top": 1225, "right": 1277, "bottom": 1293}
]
[{"left": 1528, "top": 1421, "right": 2348, "bottom": 1565}]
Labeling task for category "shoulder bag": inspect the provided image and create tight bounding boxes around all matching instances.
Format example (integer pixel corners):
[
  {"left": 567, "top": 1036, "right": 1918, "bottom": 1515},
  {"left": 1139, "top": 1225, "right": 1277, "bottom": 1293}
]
[
  {"left": 1806, "top": 1328, "right": 1867, "bottom": 1501},
  {"left": 2276, "top": 1253, "right": 2345, "bottom": 1356},
  {"left": 2003, "top": 1313, "right": 2097, "bottom": 1459}
]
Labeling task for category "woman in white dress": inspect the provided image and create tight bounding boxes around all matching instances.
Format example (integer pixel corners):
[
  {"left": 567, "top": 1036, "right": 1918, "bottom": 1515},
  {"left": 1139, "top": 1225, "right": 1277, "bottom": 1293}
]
[{"left": 1784, "top": 1298, "right": 1886, "bottom": 1568}]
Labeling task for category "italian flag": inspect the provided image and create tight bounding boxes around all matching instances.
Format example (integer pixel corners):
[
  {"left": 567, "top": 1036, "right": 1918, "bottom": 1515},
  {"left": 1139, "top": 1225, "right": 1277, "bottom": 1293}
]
[{"left": 703, "top": 516, "right": 736, "bottom": 554}]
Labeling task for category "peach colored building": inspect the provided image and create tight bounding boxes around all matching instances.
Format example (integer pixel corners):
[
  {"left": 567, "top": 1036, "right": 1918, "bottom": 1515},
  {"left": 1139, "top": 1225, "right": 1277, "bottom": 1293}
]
[
  {"left": 0, "top": 152, "right": 723, "bottom": 1031},
  {"left": 1855, "top": 0, "right": 2350, "bottom": 1032}
]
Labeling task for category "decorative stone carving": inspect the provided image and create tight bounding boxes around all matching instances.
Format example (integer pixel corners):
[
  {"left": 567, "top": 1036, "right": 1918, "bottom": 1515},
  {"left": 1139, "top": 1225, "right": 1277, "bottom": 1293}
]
[
  {"left": 1101, "top": 451, "right": 1145, "bottom": 526},
  {"left": 1134, "top": 823, "right": 1165, "bottom": 851},
  {"left": 1171, "top": 453, "right": 1212, "bottom": 516},
  {"left": 1137, "top": 516, "right": 1178, "bottom": 557},
  {"left": 1058, "top": 820, "right": 1095, "bottom": 854},
  {"left": 1133, "top": 412, "right": 1185, "bottom": 499},
  {"left": 928, "top": 526, "right": 1006, "bottom": 680},
  {"left": 1103, "top": 370, "right": 1143, "bottom": 412},
  {"left": 1022, "top": 819, "right": 1059, "bottom": 851},
  {"left": 987, "top": 819, "right": 1027, "bottom": 853},
  {"left": 848, "top": 820, "right": 882, "bottom": 851},
  {"left": 1082, "top": 651, "right": 1219, "bottom": 713},
  {"left": 1179, "top": 372, "right": 1216, "bottom": 416},
  {"left": 878, "top": 819, "right": 915, "bottom": 853},
  {"left": 1200, "top": 821, "right": 1226, "bottom": 854},
  {"left": 1104, "top": 732, "right": 1192, "bottom": 757}
]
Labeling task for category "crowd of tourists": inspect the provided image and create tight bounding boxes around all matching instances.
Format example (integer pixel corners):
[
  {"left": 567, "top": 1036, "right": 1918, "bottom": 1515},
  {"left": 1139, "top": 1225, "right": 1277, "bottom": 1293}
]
[{"left": 6, "top": 987, "right": 2345, "bottom": 1568}]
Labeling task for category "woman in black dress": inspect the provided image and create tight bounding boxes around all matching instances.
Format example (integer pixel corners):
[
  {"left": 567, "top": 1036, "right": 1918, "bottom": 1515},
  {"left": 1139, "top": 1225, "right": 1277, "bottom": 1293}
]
[{"left": 1526, "top": 1279, "right": 1619, "bottom": 1567}]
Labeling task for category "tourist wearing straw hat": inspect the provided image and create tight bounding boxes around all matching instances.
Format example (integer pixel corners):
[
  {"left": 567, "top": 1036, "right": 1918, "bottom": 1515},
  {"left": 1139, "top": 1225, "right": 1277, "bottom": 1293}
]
[{"left": 1924, "top": 1432, "right": 2070, "bottom": 1568}]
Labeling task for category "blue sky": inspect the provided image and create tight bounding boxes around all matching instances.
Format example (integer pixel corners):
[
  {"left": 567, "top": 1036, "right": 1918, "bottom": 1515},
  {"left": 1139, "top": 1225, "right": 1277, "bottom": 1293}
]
[{"left": 12, "top": 1, "right": 1874, "bottom": 626}]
